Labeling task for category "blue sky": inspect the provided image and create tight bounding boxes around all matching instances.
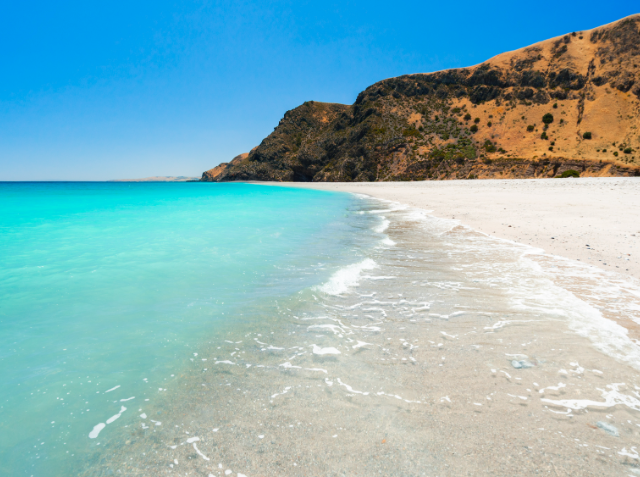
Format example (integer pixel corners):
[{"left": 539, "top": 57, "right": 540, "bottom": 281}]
[{"left": 1, "top": 1, "right": 636, "bottom": 180}]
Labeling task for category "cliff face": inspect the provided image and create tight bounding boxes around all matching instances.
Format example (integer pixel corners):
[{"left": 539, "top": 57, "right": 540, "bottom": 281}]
[{"left": 203, "top": 15, "right": 640, "bottom": 182}]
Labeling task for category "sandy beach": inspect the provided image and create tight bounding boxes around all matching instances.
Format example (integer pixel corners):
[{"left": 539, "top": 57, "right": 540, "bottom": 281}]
[
  {"left": 267, "top": 177, "right": 640, "bottom": 281},
  {"left": 79, "top": 180, "right": 640, "bottom": 476}
]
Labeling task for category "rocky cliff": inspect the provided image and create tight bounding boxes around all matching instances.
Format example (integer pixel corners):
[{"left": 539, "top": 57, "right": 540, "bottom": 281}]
[{"left": 203, "top": 14, "right": 640, "bottom": 182}]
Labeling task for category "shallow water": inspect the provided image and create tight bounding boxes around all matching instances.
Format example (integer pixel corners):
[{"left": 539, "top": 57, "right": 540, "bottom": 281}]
[
  {"left": 3, "top": 183, "right": 640, "bottom": 476},
  {"left": 79, "top": 191, "right": 640, "bottom": 476},
  {"left": 0, "top": 182, "right": 380, "bottom": 476}
]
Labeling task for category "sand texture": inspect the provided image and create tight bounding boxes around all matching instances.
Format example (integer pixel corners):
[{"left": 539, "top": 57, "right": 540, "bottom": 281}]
[{"left": 267, "top": 177, "right": 640, "bottom": 280}]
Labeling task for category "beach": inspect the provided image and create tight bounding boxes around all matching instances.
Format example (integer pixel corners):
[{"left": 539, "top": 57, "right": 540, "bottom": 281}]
[
  {"left": 80, "top": 179, "right": 640, "bottom": 476},
  {"left": 6, "top": 181, "right": 640, "bottom": 476},
  {"left": 266, "top": 177, "right": 640, "bottom": 281}
]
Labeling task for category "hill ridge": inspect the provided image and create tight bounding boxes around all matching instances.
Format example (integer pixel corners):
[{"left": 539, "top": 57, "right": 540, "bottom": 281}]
[{"left": 202, "top": 14, "right": 640, "bottom": 182}]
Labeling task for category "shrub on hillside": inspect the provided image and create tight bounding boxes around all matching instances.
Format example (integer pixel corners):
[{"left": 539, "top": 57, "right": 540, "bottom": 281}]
[
  {"left": 624, "top": 147, "right": 632, "bottom": 154},
  {"left": 470, "top": 125, "right": 478, "bottom": 133},
  {"left": 474, "top": 118, "right": 480, "bottom": 124},
  {"left": 559, "top": 169, "right": 580, "bottom": 178},
  {"left": 541, "top": 131, "right": 549, "bottom": 140},
  {"left": 483, "top": 140, "right": 496, "bottom": 153},
  {"left": 583, "top": 132, "right": 592, "bottom": 139},
  {"left": 402, "top": 127, "right": 422, "bottom": 138},
  {"left": 527, "top": 125, "right": 535, "bottom": 132},
  {"left": 487, "top": 121, "right": 492, "bottom": 127},
  {"left": 464, "top": 113, "right": 471, "bottom": 121},
  {"left": 542, "top": 113, "right": 554, "bottom": 124}
]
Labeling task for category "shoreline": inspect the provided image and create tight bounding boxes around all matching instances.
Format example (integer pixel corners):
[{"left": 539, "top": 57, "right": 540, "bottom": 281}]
[
  {"left": 258, "top": 177, "right": 640, "bottom": 281},
  {"left": 86, "top": 189, "right": 640, "bottom": 476}
]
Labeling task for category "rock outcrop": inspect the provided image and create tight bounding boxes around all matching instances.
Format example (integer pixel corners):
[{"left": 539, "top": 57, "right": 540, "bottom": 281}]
[{"left": 202, "top": 14, "right": 640, "bottom": 182}]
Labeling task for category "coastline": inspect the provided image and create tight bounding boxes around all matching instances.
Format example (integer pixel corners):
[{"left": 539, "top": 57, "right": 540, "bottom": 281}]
[
  {"left": 259, "top": 177, "right": 640, "bottom": 281},
  {"left": 85, "top": 189, "right": 640, "bottom": 476}
]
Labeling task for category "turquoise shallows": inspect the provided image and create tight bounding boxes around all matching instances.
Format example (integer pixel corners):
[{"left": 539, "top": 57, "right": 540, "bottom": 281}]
[{"left": 0, "top": 182, "right": 366, "bottom": 476}]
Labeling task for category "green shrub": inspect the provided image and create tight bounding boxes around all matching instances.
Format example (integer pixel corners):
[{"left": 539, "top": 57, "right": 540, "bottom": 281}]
[
  {"left": 583, "top": 132, "right": 592, "bottom": 139},
  {"left": 553, "top": 103, "right": 558, "bottom": 109},
  {"left": 559, "top": 169, "right": 580, "bottom": 178},
  {"left": 603, "top": 149, "right": 607, "bottom": 152},
  {"left": 452, "top": 107, "right": 461, "bottom": 114},
  {"left": 614, "top": 151, "right": 619, "bottom": 156},
  {"left": 483, "top": 158, "right": 493, "bottom": 164},
  {"left": 464, "top": 113, "right": 471, "bottom": 121},
  {"left": 541, "top": 131, "right": 549, "bottom": 140},
  {"left": 470, "top": 125, "right": 478, "bottom": 133},
  {"left": 487, "top": 121, "right": 492, "bottom": 127},
  {"left": 402, "top": 127, "right": 422, "bottom": 138},
  {"left": 542, "top": 113, "right": 554, "bottom": 124},
  {"left": 624, "top": 147, "right": 632, "bottom": 154},
  {"left": 483, "top": 140, "right": 496, "bottom": 153},
  {"left": 527, "top": 125, "right": 535, "bottom": 132},
  {"left": 474, "top": 118, "right": 480, "bottom": 124},
  {"left": 548, "top": 146, "right": 554, "bottom": 151}
]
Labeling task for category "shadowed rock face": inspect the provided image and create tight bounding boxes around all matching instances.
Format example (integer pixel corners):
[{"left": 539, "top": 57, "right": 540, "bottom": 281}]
[{"left": 203, "top": 15, "right": 640, "bottom": 182}]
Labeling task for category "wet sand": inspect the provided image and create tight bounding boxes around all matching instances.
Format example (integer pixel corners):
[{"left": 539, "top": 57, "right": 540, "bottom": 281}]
[
  {"left": 266, "top": 177, "right": 640, "bottom": 280},
  {"left": 83, "top": 193, "right": 640, "bottom": 476}
]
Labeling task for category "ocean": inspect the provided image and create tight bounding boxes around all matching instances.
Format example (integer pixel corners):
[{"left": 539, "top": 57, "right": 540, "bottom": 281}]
[{"left": 2, "top": 182, "right": 640, "bottom": 476}]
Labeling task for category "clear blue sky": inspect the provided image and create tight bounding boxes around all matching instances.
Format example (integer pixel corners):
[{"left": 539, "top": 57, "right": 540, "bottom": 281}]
[{"left": 1, "top": 1, "right": 636, "bottom": 180}]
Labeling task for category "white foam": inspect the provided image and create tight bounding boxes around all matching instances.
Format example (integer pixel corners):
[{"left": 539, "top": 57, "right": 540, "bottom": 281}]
[
  {"left": 312, "top": 345, "right": 341, "bottom": 355},
  {"left": 374, "top": 218, "right": 390, "bottom": 234},
  {"left": 106, "top": 406, "right": 126, "bottom": 424},
  {"left": 539, "top": 383, "right": 566, "bottom": 394},
  {"left": 619, "top": 447, "right": 639, "bottom": 459},
  {"left": 352, "top": 341, "right": 372, "bottom": 349},
  {"left": 89, "top": 423, "right": 106, "bottom": 439},
  {"left": 279, "top": 362, "right": 301, "bottom": 370},
  {"left": 542, "top": 383, "right": 640, "bottom": 411},
  {"left": 193, "top": 442, "right": 210, "bottom": 460},
  {"left": 308, "top": 324, "right": 344, "bottom": 335},
  {"left": 336, "top": 378, "right": 369, "bottom": 395},
  {"left": 271, "top": 387, "right": 292, "bottom": 399},
  {"left": 317, "top": 259, "right": 377, "bottom": 295},
  {"left": 104, "top": 385, "right": 120, "bottom": 393}
]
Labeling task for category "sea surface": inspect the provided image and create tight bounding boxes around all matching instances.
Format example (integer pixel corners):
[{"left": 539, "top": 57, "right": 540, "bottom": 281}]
[
  {"left": 0, "top": 182, "right": 381, "bottom": 475},
  {"left": 2, "top": 182, "right": 640, "bottom": 477}
]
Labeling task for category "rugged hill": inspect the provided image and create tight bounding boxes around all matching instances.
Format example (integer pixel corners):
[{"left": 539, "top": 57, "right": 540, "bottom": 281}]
[{"left": 203, "top": 14, "right": 640, "bottom": 182}]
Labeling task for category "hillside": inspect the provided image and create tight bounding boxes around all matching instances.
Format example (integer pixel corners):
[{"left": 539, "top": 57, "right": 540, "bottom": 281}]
[{"left": 203, "top": 14, "right": 640, "bottom": 182}]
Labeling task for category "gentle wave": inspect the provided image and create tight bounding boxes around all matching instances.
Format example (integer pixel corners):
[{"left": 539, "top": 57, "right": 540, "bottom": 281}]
[{"left": 316, "top": 258, "right": 378, "bottom": 295}]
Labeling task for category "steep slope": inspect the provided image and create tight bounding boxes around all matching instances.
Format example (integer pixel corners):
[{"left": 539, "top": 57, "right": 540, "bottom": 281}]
[{"left": 203, "top": 14, "right": 640, "bottom": 182}]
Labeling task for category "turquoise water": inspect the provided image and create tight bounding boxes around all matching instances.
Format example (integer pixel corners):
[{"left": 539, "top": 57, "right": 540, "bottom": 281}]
[{"left": 0, "top": 182, "right": 375, "bottom": 476}]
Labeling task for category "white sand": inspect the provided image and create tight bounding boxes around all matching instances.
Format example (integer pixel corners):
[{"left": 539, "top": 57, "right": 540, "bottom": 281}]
[{"left": 265, "top": 177, "right": 640, "bottom": 280}]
